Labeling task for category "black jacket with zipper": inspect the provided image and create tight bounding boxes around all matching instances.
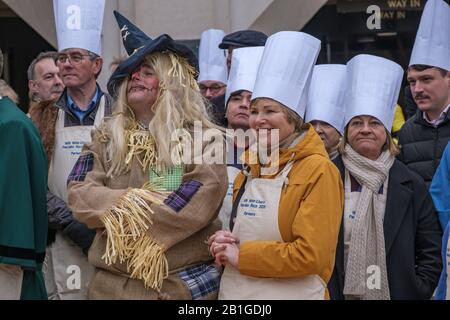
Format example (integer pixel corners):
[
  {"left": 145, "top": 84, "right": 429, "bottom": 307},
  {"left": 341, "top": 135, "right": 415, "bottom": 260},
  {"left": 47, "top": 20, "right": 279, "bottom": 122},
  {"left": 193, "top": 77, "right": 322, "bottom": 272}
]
[{"left": 397, "top": 108, "right": 450, "bottom": 189}]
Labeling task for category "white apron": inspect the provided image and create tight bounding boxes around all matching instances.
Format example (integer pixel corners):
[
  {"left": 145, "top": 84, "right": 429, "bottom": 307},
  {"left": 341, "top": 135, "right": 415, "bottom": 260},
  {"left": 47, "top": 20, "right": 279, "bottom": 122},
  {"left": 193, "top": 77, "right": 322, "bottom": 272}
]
[
  {"left": 0, "top": 264, "right": 23, "bottom": 300},
  {"left": 45, "top": 97, "right": 105, "bottom": 300},
  {"left": 219, "top": 160, "right": 326, "bottom": 300},
  {"left": 218, "top": 166, "right": 241, "bottom": 232}
]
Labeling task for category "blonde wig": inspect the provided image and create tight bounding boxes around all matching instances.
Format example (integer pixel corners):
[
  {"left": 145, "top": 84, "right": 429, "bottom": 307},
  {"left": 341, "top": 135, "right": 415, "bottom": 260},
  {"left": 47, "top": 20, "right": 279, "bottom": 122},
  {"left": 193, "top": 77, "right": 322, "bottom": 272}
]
[{"left": 104, "top": 51, "right": 221, "bottom": 177}]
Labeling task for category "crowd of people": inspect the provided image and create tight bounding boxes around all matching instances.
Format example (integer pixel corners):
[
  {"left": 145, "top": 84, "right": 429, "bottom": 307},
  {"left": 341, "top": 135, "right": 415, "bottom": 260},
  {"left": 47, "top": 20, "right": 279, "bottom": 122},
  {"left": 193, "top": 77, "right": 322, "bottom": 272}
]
[{"left": 0, "top": 0, "right": 449, "bottom": 300}]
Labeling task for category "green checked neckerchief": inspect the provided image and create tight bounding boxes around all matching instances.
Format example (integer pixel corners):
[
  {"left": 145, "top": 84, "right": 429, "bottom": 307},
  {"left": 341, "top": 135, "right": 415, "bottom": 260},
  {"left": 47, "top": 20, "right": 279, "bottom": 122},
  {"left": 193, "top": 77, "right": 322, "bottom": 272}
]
[
  {"left": 0, "top": 98, "right": 48, "bottom": 299},
  {"left": 149, "top": 165, "right": 184, "bottom": 191}
]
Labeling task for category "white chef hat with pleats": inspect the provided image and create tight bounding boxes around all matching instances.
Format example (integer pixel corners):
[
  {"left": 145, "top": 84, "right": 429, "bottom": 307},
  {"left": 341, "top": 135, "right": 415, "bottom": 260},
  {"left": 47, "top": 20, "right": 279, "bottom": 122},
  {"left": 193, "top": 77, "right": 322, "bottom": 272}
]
[
  {"left": 53, "top": 0, "right": 105, "bottom": 55},
  {"left": 305, "top": 64, "right": 347, "bottom": 135},
  {"left": 344, "top": 54, "right": 404, "bottom": 132},
  {"left": 409, "top": 0, "right": 450, "bottom": 71},
  {"left": 198, "top": 29, "right": 228, "bottom": 84},
  {"left": 251, "top": 31, "right": 321, "bottom": 118},
  {"left": 225, "top": 46, "right": 264, "bottom": 106}
]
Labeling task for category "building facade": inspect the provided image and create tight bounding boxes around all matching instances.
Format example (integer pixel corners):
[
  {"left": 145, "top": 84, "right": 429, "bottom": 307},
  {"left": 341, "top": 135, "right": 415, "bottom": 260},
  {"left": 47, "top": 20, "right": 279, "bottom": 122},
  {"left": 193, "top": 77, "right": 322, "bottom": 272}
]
[{"left": 1, "top": 0, "right": 445, "bottom": 111}]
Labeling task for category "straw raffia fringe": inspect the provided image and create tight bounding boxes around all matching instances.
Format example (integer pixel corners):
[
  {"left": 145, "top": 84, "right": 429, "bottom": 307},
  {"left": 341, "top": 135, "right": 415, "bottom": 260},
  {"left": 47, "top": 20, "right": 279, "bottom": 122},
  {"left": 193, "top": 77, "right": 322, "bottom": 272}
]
[
  {"left": 125, "top": 127, "right": 158, "bottom": 172},
  {"left": 101, "top": 187, "right": 169, "bottom": 291},
  {"left": 167, "top": 51, "right": 199, "bottom": 91},
  {"left": 128, "top": 236, "right": 168, "bottom": 290}
]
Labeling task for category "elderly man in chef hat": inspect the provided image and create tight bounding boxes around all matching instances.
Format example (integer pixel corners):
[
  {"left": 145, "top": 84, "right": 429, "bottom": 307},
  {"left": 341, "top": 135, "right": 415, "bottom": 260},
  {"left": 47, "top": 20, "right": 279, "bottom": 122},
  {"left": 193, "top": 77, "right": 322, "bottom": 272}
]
[
  {"left": 198, "top": 29, "right": 228, "bottom": 101},
  {"left": 44, "top": 0, "right": 113, "bottom": 300}
]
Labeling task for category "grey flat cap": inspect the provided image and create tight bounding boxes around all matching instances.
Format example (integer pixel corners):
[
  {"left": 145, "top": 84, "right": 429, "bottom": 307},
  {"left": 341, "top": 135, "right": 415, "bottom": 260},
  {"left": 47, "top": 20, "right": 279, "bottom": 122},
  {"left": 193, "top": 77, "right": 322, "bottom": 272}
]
[{"left": 218, "top": 30, "right": 268, "bottom": 49}]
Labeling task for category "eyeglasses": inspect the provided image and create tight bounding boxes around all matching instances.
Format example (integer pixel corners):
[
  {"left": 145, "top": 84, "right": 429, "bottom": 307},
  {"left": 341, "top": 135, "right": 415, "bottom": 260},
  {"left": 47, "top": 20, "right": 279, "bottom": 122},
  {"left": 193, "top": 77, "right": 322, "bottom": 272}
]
[
  {"left": 56, "top": 53, "right": 94, "bottom": 65},
  {"left": 199, "top": 84, "right": 226, "bottom": 94}
]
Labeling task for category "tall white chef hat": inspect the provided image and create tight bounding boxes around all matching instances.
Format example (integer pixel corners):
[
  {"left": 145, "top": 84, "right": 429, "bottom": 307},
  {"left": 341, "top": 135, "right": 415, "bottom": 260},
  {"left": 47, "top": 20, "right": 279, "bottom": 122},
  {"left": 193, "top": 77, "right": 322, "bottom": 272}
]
[
  {"left": 305, "top": 64, "right": 347, "bottom": 135},
  {"left": 53, "top": 0, "right": 105, "bottom": 55},
  {"left": 344, "top": 54, "right": 404, "bottom": 132},
  {"left": 251, "top": 31, "right": 321, "bottom": 118},
  {"left": 198, "top": 29, "right": 228, "bottom": 84},
  {"left": 225, "top": 46, "right": 264, "bottom": 106},
  {"left": 409, "top": 0, "right": 450, "bottom": 71}
]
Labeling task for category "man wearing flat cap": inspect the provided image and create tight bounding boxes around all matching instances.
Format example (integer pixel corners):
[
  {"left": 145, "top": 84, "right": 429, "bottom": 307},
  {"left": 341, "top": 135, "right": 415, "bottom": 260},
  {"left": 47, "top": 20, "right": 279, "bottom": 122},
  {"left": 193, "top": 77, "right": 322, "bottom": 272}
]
[{"left": 219, "top": 30, "right": 268, "bottom": 74}]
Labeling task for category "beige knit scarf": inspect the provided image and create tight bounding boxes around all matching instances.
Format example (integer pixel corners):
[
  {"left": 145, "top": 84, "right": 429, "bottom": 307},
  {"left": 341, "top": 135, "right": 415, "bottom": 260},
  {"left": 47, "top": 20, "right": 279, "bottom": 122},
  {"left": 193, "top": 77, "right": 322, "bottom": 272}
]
[{"left": 342, "top": 144, "right": 394, "bottom": 300}]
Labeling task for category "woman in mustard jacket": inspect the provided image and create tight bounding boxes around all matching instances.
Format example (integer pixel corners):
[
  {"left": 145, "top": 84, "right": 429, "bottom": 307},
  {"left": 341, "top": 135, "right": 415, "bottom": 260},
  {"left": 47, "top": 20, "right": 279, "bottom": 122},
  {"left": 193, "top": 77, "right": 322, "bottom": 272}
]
[{"left": 208, "top": 31, "right": 344, "bottom": 300}]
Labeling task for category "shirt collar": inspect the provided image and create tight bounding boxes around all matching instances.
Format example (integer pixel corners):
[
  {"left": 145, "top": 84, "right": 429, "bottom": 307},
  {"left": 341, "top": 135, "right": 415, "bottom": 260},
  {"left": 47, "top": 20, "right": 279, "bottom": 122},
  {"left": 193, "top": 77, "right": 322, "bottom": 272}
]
[
  {"left": 423, "top": 104, "right": 450, "bottom": 127},
  {"left": 67, "top": 86, "right": 102, "bottom": 120}
]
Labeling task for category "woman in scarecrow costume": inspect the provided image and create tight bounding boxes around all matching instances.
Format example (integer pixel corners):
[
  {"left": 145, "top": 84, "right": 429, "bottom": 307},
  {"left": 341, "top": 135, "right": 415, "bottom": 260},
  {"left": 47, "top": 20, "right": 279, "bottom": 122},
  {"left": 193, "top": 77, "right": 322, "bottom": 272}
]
[{"left": 67, "top": 11, "right": 228, "bottom": 300}]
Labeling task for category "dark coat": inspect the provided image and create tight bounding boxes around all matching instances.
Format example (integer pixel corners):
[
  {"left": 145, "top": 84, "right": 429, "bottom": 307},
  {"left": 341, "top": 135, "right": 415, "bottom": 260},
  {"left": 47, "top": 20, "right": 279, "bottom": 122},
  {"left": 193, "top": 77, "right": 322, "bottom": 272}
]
[
  {"left": 328, "top": 156, "right": 443, "bottom": 300},
  {"left": 397, "top": 109, "right": 450, "bottom": 188}
]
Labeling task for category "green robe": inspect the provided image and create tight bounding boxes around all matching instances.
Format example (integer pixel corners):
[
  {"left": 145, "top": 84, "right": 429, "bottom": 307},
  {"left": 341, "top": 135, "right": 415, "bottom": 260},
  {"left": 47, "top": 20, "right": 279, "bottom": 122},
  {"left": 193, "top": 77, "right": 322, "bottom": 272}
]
[{"left": 0, "top": 97, "right": 48, "bottom": 300}]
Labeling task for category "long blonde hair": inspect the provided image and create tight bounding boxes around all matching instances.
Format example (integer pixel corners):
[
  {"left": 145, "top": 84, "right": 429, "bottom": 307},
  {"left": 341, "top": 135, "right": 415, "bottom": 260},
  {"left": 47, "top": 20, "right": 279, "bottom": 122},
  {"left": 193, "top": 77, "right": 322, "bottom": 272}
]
[{"left": 104, "top": 51, "right": 219, "bottom": 177}]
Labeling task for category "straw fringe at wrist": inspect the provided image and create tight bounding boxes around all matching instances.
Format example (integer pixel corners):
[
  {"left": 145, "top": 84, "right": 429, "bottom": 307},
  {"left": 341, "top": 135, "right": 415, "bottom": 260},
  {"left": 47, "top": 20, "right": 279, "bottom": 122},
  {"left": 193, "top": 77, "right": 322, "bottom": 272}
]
[{"left": 101, "top": 187, "right": 169, "bottom": 291}]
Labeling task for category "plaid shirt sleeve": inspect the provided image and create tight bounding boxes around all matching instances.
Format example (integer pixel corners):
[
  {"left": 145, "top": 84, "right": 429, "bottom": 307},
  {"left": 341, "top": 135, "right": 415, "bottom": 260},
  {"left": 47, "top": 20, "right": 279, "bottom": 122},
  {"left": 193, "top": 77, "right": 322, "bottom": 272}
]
[
  {"left": 67, "top": 153, "right": 94, "bottom": 185},
  {"left": 164, "top": 180, "right": 203, "bottom": 212},
  {"left": 178, "top": 264, "right": 221, "bottom": 300}
]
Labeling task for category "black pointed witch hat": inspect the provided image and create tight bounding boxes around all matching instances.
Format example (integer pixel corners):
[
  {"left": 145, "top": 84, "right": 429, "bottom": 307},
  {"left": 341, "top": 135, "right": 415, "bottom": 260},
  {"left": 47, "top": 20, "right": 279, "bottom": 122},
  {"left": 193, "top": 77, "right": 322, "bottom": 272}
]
[{"left": 107, "top": 11, "right": 199, "bottom": 97}]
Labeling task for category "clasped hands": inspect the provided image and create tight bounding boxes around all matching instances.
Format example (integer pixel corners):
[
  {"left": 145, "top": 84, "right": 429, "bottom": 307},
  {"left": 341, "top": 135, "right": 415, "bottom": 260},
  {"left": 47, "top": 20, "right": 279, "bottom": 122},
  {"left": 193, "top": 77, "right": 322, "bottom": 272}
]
[{"left": 207, "top": 230, "right": 240, "bottom": 268}]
